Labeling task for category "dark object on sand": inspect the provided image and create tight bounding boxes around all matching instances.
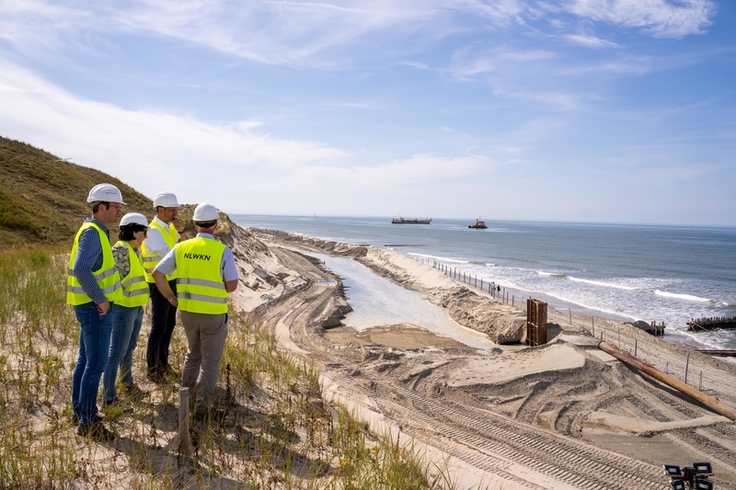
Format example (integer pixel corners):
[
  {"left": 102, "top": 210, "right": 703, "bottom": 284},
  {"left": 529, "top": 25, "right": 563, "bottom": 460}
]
[
  {"left": 696, "top": 349, "right": 736, "bottom": 357},
  {"left": 468, "top": 218, "right": 487, "bottom": 229},
  {"left": 687, "top": 316, "right": 736, "bottom": 331},
  {"left": 392, "top": 216, "right": 432, "bottom": 224},
  {"left": 625, "top": 320, "right": 665, "bottom": 336}
]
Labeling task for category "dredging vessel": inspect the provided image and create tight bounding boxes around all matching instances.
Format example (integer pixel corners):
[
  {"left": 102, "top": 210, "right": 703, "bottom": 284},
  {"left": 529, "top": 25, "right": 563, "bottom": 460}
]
[{"left": 392, "top": 216, "right": 432, "bottom": 224}]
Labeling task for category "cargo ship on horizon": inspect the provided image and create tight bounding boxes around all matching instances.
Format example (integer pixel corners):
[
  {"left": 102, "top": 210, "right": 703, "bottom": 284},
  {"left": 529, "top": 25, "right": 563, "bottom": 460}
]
[{"left": 392, "top": 216, "right": 432, "bottom": 224}]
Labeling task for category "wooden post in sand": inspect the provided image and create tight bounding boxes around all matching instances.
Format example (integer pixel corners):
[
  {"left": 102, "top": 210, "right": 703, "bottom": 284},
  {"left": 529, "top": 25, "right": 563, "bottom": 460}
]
[
  {"left": 526, "top": 299, "right": 547, "bottom": 346},
  {"left": 179, "top": 387, "right": 193, "bottom": 455},
  {"left": 599, "top": 341, "right": 736, "bottom": 421}
]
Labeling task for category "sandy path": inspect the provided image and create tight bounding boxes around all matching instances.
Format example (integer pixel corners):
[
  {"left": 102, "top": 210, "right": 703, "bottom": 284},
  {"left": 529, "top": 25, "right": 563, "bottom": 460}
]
[{"left": 243, "top": 228, "right": 736, "bottom": 489}]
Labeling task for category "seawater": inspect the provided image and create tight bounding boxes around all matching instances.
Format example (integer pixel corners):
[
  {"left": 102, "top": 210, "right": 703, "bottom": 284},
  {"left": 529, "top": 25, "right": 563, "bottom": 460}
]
[
  {"left": 310, "top": 252, "right": 496, "bottom": 351},
  {"left": 232, "top": 215, "right": 736, "bottom": 351}
]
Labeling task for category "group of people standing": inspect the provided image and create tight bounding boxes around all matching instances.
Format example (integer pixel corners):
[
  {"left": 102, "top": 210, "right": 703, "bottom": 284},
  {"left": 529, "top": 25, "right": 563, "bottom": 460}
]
[{"left": 66, "top": 184, "right": 239, "bottom": 441}]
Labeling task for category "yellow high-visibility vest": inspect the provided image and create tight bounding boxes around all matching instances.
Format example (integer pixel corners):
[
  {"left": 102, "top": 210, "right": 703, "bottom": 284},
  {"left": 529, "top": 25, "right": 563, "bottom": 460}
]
[
  {"left": 175, "top": 237, "right": 228, "bottom": 314},
  {"left": 141, "top": 219, "right": 179, "bottom": 283},
  {"left": 67, "top": 222, "right": 122, "bottom": 305},
  {"left": 116, "top": 241, "right": 150, "bottom": 308}
]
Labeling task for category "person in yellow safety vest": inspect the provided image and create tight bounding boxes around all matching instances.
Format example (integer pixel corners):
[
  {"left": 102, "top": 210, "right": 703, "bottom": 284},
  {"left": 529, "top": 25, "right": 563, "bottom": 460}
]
[
  {"left": 141, "top": 192, "right": 188, "bottom": 383},
  {"left": 67, "top": 183, "right": 124, "bottom": 442},
  {"left": 103, "top": 212, "right": 151, "bottom": 407},
  {"left": 152, "top": 202, "right": 239, "bottom": 422}
]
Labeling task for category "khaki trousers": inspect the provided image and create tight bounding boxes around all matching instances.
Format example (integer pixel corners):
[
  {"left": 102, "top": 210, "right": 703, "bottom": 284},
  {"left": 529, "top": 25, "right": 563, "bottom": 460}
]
[{"left": 180, "top": 311, "right": 228, "bottom": 409}]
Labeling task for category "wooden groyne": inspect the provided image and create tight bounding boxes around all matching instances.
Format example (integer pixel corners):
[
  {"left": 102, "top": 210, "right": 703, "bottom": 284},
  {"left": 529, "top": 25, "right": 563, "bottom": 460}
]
[{"left": 687, "top": 316, "right": 736, "bottom": 332}]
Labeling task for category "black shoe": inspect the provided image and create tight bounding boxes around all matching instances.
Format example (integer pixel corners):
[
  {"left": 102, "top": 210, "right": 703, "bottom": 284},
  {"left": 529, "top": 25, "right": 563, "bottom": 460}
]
[
  {"left": 74, "top": 412, "right": 104, "bottom": 424},
  {"left": 77, "top": 421, "right": 116, "bottom": 442},
  {"left": 146, "top": 371, "right": 167, "bottom": 384},
  {"left": 162, "top": 365, "right": 180, "bottom": 378},
  {"left": 103, "top": 397, "right": 121, "bottom": 407},
  {"left": 122, "top": 384, "right": 149, "bottom": 400},
  {"left": 193, "top": 406, "right": 227, "bottom": 423},
  {"left": 103, "top": 398, "right": 132, "bottom": 413}
]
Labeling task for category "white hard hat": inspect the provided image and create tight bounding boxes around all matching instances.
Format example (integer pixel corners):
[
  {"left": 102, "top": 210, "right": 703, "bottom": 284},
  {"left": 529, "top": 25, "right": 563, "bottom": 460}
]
[
  {"left": 87, "top": 183, "right": 125, "bottom": 204},
  {"left": 193, "top": 202, "right": 219, "bottom": 221},
  {"left": 153, "top": 192, "right": 179, "bottom": 208},
  {"left": 119, "top": 212, "right": 148, "bottom": 227}
]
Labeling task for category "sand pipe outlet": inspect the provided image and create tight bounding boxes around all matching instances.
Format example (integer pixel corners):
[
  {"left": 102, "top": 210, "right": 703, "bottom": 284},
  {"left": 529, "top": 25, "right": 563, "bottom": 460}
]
[{"left": 598, "top": 341, "right": 736, "bottom": 422}]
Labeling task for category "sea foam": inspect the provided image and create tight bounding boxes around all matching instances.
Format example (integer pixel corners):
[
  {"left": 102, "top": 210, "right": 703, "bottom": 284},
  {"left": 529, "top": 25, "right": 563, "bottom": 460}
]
[{"left": 654, "top": 290, "right": 712, "bottom": 303}]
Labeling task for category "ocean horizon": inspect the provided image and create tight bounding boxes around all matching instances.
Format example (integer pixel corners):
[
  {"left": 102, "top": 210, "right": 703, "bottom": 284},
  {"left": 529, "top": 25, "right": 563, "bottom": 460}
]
[{"left": 232, "top": 214, "right": 736, "bottom": 352}]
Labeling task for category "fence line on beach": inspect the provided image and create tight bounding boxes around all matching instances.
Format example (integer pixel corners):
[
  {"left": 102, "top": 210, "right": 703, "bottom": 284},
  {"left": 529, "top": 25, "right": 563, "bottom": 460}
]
[
  {"left": 415, "top": 257, "right": 522, "bottom": 308},
  {"left": 413, "top": 256, "right": 725, "bottom": 394}
]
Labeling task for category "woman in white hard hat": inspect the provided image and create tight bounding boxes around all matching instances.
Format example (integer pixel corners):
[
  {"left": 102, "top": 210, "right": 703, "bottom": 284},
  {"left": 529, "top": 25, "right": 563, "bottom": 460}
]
[{"left": 102, "top": 212, "right": 151, "bottom": 406}]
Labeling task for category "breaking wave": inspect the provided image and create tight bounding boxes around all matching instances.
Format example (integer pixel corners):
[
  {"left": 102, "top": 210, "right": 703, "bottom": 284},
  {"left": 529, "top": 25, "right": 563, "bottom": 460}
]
[
  {"left": 537, "top": 271, "right": 566, "bottom": 278},
  {"left": 408, "top": 253, "right": 469, "bottom": 264},
  {"left": 654, "top": 290, "right": 712, "bottom": 303},
  {"left": 568, "top": 276, "right": 638, "bottom": 291}
]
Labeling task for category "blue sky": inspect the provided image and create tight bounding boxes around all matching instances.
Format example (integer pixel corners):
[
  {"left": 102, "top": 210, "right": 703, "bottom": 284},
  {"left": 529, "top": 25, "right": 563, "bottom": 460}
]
[{"left": 1, "top": 1, "right": 734, "bottom": 226}]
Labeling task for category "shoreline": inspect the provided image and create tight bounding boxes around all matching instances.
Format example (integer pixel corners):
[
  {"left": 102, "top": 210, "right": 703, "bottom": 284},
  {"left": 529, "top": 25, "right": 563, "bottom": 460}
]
[{"left": 412, "top": 253, "right": 736, "bottom": 359}]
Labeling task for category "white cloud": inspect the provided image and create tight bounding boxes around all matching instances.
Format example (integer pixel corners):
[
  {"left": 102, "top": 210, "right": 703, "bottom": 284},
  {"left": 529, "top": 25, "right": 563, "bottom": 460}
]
[
  {"left": 0, "top": 0, "right": 716, "bottom": 76},
  {"left": 566, "top": 0, "right": 715, "bottom": 38},
  {"left": 0, "top": 60, "right": 496, "bottom": 214},
  {"left": 0, "top": 60, "right": 348, "bottom": 208},
  {"left": 449, "top": 45, "right": 557, "bottom": 79},
  {"left": 565, "top": 34, "right": 620, "bottom": 48},
  {"left": 455, "top": 0, "right": 527, "bottom": 24},
  {"left": 248, "top": 152, "right": 490, "bottom": 196},
  {"left": 1, "top": 1, "right": 455, "bottom": 68}
]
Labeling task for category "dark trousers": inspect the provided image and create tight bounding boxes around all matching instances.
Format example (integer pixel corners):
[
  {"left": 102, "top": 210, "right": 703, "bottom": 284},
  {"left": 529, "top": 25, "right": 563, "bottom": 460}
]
[{"left": 146, "top": 280, "right": 177, "bottom": 374}]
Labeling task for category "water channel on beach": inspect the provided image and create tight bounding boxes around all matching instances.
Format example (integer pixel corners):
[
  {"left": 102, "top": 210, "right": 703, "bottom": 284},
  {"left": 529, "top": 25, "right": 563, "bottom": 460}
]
[{"left": 310, "top": 252, "right": 496, "bottom": 351}]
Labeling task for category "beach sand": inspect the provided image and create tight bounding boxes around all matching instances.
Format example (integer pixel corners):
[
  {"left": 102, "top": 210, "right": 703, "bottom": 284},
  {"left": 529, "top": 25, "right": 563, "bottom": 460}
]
[{"left": 240, "top": 226, "right": 736, "bottom": 489}]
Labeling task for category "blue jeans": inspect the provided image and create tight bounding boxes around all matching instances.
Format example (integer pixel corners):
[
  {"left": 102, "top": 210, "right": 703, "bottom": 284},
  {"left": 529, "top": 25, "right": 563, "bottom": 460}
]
[
  {"left": 72, "top": 302, "right": 113, "bottom": 426},
  {"left": 103, "top": 304, "right": 144, "bottom": 402}
]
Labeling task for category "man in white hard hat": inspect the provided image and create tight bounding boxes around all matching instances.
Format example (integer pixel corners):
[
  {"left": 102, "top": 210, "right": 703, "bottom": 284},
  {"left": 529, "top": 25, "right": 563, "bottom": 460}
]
[
  {"left": 67, "top": 183, "right": 125, "bottom": 441},
  {"left": 141, "top": 192, "right": 188, "bottom": 383},
  {"left": 152, "top": 202, "right": 239, "bottom": 421}
]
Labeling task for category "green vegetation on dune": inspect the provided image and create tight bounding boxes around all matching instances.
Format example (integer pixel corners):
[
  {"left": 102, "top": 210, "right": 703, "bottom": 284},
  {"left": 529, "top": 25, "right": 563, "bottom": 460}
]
[{"left": 0, "top": 136, "right": 152, "bottom": 249}]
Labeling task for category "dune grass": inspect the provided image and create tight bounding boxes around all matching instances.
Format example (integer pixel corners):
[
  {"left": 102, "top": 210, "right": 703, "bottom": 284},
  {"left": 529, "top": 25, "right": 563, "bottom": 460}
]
[{"left": 0, "top": 246, "right": 458, "bottom": 489}]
